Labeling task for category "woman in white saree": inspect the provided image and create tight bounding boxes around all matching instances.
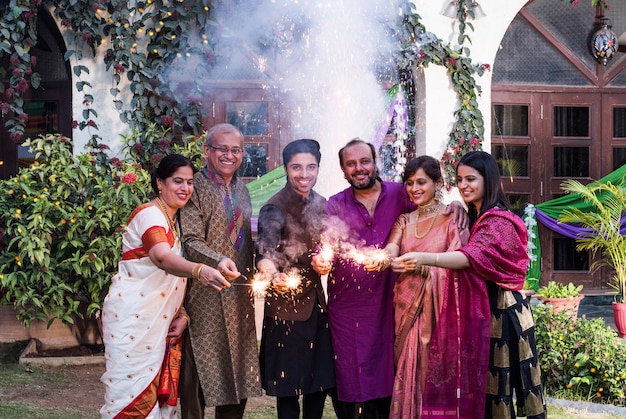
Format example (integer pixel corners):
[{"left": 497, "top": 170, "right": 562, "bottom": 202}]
[{"left": 100, "top": 154, "right": 230, "bottom": 419}]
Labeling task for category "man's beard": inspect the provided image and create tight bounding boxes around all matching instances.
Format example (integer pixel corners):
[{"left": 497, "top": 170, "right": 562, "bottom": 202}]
[{"left": 348, "top": 167, "right": 379, "bottom": 190}]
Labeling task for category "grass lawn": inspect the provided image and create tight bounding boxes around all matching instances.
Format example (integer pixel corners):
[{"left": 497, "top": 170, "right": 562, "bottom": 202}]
[{"left": 0, "top": 341, "right": 623, "bottom": 418}]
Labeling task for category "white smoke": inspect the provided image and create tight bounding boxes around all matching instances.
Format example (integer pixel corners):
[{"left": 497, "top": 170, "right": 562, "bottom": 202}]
[{"left": 168, "top": 0, "right": 401, "bottom": 198}]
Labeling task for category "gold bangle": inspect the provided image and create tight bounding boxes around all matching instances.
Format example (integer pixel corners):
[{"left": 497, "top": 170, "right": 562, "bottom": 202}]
[
  {"left": 192, "top": 263, "right": 203, "bottom": 281},
  {"left": 434, "top": 254, "right": 439, "bottom": 267},
  {"left": 179, "top": 308, "right": 191, "bottom": 327}
]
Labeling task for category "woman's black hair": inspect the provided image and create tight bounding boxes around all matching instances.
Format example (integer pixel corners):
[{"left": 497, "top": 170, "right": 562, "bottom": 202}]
[
  {"left": 151, "top": 154, "right": 196, "bottom": 195},
  {"left": 457, "top": 151, "right": 511, "bottom": 226},
  {"left": 402, "top": 155, "right": 442, "bottom": 183},
  {"left": 283, "top": 139, "right": 321, "bottom": 166}
]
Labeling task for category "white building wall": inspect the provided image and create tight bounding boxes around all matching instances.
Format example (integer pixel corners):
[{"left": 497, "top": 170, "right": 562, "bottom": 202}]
[
  {"left": 46, "top": 4, "right": 131, "bottom": 158},
  {"left": 411, "top": 0, "right": 527, "bottom": 202}
]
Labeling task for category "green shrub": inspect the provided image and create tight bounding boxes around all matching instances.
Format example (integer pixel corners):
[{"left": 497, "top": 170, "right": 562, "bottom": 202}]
[
  {"left": 534, "top": 304, "right": 626, "bottom": 405},
  {"left": 0, "top": 134, "right": 151, "bottom": 327},
  {"left": 536, "top": 281, "right": 583, "bottom": 299}
]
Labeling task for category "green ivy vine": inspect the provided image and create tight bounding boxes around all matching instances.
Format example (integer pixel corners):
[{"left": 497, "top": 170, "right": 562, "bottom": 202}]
[
  {"left": 395, "top": 0, "right": 486, "bottom": 186},
  {"left": 1, "top": 0, "right": 219, "bottom": 171}
]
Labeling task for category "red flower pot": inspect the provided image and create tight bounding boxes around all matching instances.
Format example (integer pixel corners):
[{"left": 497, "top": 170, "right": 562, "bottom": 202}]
[
  {"left": 612, "top": 301, "right": 626, "bottom": 338},
  {"left": 539, "top": 295, "right": 584, "bottom": 322}
]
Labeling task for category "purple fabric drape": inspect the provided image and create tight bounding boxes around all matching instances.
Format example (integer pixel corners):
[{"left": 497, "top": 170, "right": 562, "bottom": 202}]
[{"left": 535, "top": 209, "right": 626, "bottom": 239}]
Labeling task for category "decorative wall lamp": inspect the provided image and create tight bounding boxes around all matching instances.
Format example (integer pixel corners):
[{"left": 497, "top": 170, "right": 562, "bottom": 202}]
[
  {"left": 442, "top": 1, "right": 486, "bottom": 19},
  {"left": 591, "top": 17, "right": 619, "bottom": 65}
]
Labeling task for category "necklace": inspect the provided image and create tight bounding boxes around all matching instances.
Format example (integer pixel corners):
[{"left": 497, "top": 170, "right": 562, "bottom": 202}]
[
  {"left": 414, "top": 204, "right": 441, "bottom": 239},
  {"left": 418, "top": 203, "right": 441, "bottom": 216},
  {"left": 155, "top": 196, "right": 179, "bottom": 237}
]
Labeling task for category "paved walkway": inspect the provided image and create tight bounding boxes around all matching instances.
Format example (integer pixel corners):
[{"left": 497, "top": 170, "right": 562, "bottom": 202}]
[{"left": 576, "top": 295, "right": 616, "bottom": 330}]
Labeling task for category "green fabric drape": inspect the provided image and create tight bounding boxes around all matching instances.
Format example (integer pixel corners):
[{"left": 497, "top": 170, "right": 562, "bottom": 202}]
[
  {"left": 246, "top": 166, "right": 286, "bottom": 217},
  {"left": 536, "top": 165, "right": 626, "bottom": 218}
]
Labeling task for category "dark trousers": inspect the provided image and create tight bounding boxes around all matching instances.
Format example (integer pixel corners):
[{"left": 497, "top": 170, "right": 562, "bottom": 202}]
[
  {"left": 330, "top": 389, "right": 391, "bottom": 419},
  {"left": 179, "top": 330, "right": 247, "bottom": 419},
  {"left": 215, "top": 400, "right": 247, "bottom": 419},
  {"left": 276, "top": 390, "right": 329, "bottom": 419}
]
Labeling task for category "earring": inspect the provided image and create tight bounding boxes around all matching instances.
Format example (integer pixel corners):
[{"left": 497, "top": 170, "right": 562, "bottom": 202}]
[{"left": 435, "top": 188, "right": 443, "bottom": 203}]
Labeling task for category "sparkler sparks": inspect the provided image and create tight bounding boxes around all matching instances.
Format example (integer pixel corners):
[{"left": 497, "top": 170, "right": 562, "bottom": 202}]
[
  {"left": 233, "top": 268, "right": 306, "bottom": 298},
  {"left": 317, "top": 242, "right": 335, "bottom": 264},
  {"left": 346, "top": 246, "right": 391, "bottom": 269},
  {"left": 250, "top": 273, "right": 272, "bottom": 298},
  {"left": 283, "top": 270, "right": 302, "bottom": 290}
]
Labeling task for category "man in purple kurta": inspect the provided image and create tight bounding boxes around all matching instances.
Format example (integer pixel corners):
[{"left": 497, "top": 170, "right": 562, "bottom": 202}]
[{"left": 313, "top": 139, "right": 414, "bottom": 418}]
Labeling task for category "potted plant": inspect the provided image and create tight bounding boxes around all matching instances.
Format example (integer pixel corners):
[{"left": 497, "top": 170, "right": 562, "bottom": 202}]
[
  {"left": 536, "top": 281, "right": 584, "bottom": 320},
  {"left": 558, "top": 179, "right": 626, "bottom": 336}
]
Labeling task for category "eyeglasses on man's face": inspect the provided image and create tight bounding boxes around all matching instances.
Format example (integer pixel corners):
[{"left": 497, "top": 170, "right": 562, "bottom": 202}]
[{"left": 208, "top": 144, "right": 244, "bottom": 156}]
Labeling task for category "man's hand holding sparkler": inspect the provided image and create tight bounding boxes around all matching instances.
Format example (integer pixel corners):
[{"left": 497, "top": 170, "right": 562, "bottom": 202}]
[{"left": 311, "top": 242, "right": 334, "bottom": 275}]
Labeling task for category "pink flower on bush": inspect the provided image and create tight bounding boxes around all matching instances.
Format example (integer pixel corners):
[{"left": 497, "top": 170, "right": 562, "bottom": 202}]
[
  {"left": 10, "top": 132, "right": 22, "bottom": 143},
  {"left": 82, "top": 32, "right": 94, "bottom": 46},
  {"left": 122, "top": 173, "right": 138, "bottom": 184},
  {"left": 157, "top": 138, "right": 170, "bottom": 151},
  {"left": 151, "top": 153, "right": 163, "bottom": 164},
  {"left": 110, "top": 157, "right": 122, "bottom": 166},
  {"left": 114, "top": 64, "right": 125, "bottom": 74},
  {"left": 31, "top": 56, "right": 37, "bottom": 66},
  {"left": 446, "top": 57, "right": 458, "bottom": 68},
  {"left": 17, "top": 78, "right": 29, "bottom": 94},
  {"left": 161, "top": 115, "right": 174, "bottom": 127},
  {"left": 133, "top": 143, "right": 145, "bottom": 154}
]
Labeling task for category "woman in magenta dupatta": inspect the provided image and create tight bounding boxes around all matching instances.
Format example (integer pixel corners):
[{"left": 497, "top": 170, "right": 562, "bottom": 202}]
[{"left": 394, "top": 151, "right": 546, "bottom": 419}]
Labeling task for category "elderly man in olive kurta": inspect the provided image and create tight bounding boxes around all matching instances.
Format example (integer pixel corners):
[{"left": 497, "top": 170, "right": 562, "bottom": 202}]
[{"left": 179, "top": 123, "right": 262, "bottom": 419}]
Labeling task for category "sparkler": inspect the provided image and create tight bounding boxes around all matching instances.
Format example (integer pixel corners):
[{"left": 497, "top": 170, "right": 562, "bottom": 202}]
[
  {"left": 346, "top": 246, "right": 391, "bottom": 270},
  {"left": 283, "top": 270, "right": 302, "bottom": 290},
  {"left": 317, "top": 242, "right": 335, "bottom": 264},
  {"left": 234, "top": 270, "right": 303, "bottom": 297},
  {"left": 231, "top": 273, "right": 271, "bottom": 298}
]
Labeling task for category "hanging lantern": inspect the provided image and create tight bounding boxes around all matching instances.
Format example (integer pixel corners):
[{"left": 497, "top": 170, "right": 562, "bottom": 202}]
[{"left": 591, "top": 18, "right": 618, "bottom": 66}]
